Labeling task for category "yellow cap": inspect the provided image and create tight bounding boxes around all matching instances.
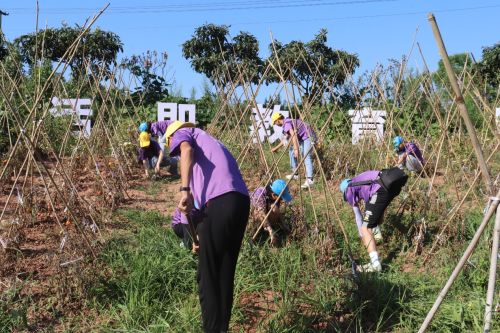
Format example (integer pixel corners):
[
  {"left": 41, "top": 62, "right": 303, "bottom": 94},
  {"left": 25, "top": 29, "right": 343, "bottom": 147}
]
[
  {"left": 165, "top": 121, "right": 196, "bottom": 147},
  {"left": 139, "top": 131, "right": 150, "bottom": 147},
  {"left": 271, "top": 112, "right": 284, "bottom": 125}
]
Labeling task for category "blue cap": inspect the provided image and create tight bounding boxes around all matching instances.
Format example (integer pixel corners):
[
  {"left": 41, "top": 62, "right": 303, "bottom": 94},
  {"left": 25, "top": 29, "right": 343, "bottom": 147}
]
[
  {"left": 270, "top": 180, "right": 292, "bottom": 202},
  {"left": 393, "top": 136, "right": 403, "bottom": 151},
  {"left": 340, "top": 178, "right": 351, "bottom": 202},
  {"left": 139, "top": 122, "right": 148, "bottom": 132}
]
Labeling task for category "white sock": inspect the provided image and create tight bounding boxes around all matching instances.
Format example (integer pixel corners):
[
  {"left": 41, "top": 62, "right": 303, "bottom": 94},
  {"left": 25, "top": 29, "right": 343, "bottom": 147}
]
[{"left": 369, "top": 251, "right": 380, "bottom": 266}]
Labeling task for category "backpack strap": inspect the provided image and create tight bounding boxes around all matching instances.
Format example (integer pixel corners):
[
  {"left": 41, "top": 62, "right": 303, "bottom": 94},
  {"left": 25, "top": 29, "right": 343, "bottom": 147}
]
[{"left": 347, "top": 180, "right": 375, "bottom": 187}]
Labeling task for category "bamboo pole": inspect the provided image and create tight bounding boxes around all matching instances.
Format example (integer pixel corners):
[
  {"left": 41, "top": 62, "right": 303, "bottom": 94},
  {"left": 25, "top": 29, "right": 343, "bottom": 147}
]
[
  {"left": 418, "top": 189, "right": 500, "bottom": 333},
  {"left": 484, "top": 204, "right": 500, "bottom": 332},
  {"left": 427, "top": 13, "right": 494, "bottom": 195}
]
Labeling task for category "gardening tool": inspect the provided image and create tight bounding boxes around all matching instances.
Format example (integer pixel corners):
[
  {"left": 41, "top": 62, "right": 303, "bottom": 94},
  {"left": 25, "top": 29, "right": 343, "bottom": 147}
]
[{"left": 181, "top": 198, "right": 199, "bottom": 246}]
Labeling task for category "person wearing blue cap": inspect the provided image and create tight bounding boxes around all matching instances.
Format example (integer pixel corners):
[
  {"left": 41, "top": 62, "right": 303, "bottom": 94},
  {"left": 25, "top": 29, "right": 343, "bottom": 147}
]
[
  {"left": 393, "top": 136, "right": 424, "bottom": 174},
  {"left": 340, "top": 170, "right": 407, "bottom": 272},
  {"left": 251, "top": 180, "right": 293, "bottom": 246}
]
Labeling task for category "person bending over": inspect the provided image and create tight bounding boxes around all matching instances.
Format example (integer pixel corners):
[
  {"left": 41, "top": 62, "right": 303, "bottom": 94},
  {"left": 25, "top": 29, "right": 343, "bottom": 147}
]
[
  {"left": 252, "top": 179, "right": 293, "bottom": 246},
  {"left": 340, "top": 170, "right": 406, "bottom": 272},
  {"left": 166, "top": 120, "right": 250, "bottom": 333},
  {"left": 139, "top": 120, "right": 176, "bottom": 155},
  {"left": 393, "top": 136, "right": 425, "bottom": 174},
  {"left": 172, "top": 206, "right": 201, "bottom": 249},
  {"left": 271, "top": 112, "right": 316, "bottom": 188},
  {"left": 139, "top": 131, "right": 178, "bottom": 179}
]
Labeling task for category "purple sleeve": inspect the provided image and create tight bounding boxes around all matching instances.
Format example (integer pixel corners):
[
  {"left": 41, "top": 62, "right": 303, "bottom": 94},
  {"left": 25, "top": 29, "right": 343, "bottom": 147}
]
[
  {"left": 251, "top": 187, "right": 266, "bottom": 207},
  {"left": 282, "top": 120, "right": 292, "bottom": 135},
  {"left": 172, "top": 209, "right": 181, "bottom": 226},
  {"left": 169, "top": 129, "right": 193, "bottom": 157},
  {"left": 150, "top": 123, "right": 158, "bottom": 138},
  {"left": 346, "top": 188, "right": 359, "bottom": 207},
  {"left": 139, "top": 147, "right": 146, "bottom": 161},
  {"left": 406, "top": 142, "right": 416, "bottom": 154}
]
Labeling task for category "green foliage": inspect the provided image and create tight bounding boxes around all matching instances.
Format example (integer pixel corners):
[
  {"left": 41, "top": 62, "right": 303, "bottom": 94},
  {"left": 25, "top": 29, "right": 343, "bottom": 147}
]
[
  {"left": 182, "top": 23, "right": 264, "bottom": 88},
  {"left": 266, "top": 29, "right": 360, "bottom": 101},
  {"left": 474, "top": 41, "right": 500, "bottom": 94},
  {"left": 121, "top": 51, "right": 170, "bottom": 108},
  {"left": 15, "top": 24, "right": 123, "bottom": 81}
]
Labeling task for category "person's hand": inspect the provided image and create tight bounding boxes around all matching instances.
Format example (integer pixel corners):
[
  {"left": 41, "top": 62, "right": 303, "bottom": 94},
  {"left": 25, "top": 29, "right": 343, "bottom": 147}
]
[
  {"left": 294, "top": 149, "right": 299, "bottom": 158},
  {"left": 271, "top": 147, "right": 278, "bottom": 154},
  {"left": 143, "top": 173, "right": 149, "bottom": 180},
  {"left": 270, "top": 234, "right": 278, "bottom": 246},
  {"left": 192, "top": 236, "right": 199, "bottom": 254},
  {"left": 178, "top": 193, "right": 193, "bottom": 215}
]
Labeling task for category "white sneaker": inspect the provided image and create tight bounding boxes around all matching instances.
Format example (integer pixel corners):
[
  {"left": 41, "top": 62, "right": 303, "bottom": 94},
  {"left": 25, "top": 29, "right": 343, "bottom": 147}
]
[
  {"left": 373, "top": 225, "right": 383, "bottom": 241},
  {"left": 357, "top": 262, "right": 382, "bottom": 273},
  {"left": 286, "top": 174, "right": 299, "bottom": 180},
  {"left": 301, "top": 179, "right": 315, "bottom": 188}
]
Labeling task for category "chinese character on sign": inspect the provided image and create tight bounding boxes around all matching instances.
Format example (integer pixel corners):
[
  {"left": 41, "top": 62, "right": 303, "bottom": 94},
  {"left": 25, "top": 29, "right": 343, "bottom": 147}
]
[
  {"left": 157, "top": 103, "right": 196, "bottom": 123},
  {"left": 49, "top": 97, "right": 93, "bottom": 137},
  {"left": 249, "top": 104, "right": 289, "bottom": 144},
  {"left": 349, "top": 108, "right": 386, "bottom": 145}
]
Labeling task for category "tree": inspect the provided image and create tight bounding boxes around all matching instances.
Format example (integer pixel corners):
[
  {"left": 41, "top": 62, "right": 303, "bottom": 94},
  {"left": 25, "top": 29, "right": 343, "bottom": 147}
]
[
  {"left": 265, "top": 29, "right": 360, "bottom": 104},
  {"left": 182, "top": 23, "right": 263, "bottom": 93},
  {"left": 474, "top": 41, "right": 500, "bottom": 99},
  {"left": 15, "top": 24, "right": 123, "bottom": 81}
]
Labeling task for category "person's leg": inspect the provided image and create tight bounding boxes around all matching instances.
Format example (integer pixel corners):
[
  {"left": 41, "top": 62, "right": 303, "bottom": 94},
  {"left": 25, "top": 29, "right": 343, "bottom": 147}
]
[
  {"left": 301, "top": 138, "right": 314, "bottom": 180},
  {"left": 148, "top": 156, "right": 158, "bottom": 169},
  {"left": 219, "top": 193, "right": 250, "bottom": 332},
  {"left": 158, "top": 132, "right": 167, "bottom": 155},
  {"left": 197, "top": 192, "right": 250, "bottom": 333},
  {"left": 397, "top": 151, "right": 406, "bottom": 170},
  {"left": 289, "top": 146, "right": 298, "bottom": 176},
  {"left": 406, "top": 155, "right": 423, "bottom": 173},
  {"left": 160, "top": 156, "right": 178, "bottom": 174}
]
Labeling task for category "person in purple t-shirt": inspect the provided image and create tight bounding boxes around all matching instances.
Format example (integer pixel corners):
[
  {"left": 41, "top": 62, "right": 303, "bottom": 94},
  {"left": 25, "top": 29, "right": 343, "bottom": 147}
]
[
  {"left": 172, "top": 207, "right": 201, "bottom": 249},
  {"left": 393, "top": 136, "right": 424, "bottom": 174},
  {"left": 165, "top": 120, "right": 250, "bottom": 333},
  {"left": 251, "top": 180, "right": 293, "bottom": 246},
  {"left": 138, "top": 131, "right": 178, "bottom": 179},
  {"left": 270, "top": 112, "right": 316, "bottom": 189},
  {"left": 139, "top": 120, "right": 176, "bottom": 155},
  {"left": 340, "top": 170, "right": 404, "bottom": 272}
]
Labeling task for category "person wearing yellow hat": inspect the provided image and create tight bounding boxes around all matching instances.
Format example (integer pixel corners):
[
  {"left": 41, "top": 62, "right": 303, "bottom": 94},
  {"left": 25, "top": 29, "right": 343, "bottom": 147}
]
[
  {"left": 165, "top": 120, "right": 250, "bottom": 333},
  {"left": 139, "top": 131, "right": 178, "bottom": 179},
  {"left": 270, "top": 112, "right": 316, "bottom": 188}
]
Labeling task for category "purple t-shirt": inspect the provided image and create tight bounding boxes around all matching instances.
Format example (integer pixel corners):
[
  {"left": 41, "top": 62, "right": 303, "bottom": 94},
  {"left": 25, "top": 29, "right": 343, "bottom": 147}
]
[
  {"left": 251, "top": 187, "right": 281, "bottom": 208},
  {"left": 282, "top": 119, "right": 314, "bottom": 141},
  {"left": 151, "top": 120, "right": 175, "bottom": 139},
  {"left": 345, "top": 171, "right": 381, "bottom": 207},
  {"left": 139, "top": 139, "right": 162, "bottom": 161},
  {"left": 172, "top": 207, "right": 201, "bottom": 227},
  {"left": 405, "top": 142, "right": 424, "bottom": 165},
  {"left": 169, "top": 127, "right": 249, "bottom": 207}
]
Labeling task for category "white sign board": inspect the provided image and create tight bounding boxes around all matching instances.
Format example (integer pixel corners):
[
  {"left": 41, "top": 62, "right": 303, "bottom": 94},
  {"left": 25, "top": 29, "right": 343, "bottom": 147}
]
[
  {"left": 157, "top": 103, "right": 196, "bottom": 123},
  {"left": 49, "top": 97, "right": 93, "bottom": 137},
  {"left": 249, "top": 104, "right": 289, "bottom": 144},
  {"left": 349, "top": 108, "right": 386, "bottom": 145}
]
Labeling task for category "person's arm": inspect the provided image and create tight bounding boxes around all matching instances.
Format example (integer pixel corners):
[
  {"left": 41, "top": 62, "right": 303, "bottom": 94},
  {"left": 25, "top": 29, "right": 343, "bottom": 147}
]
[
  {"left": 289, "top": 129, "right": 300, "bottom": 158},
  {"left": 143, "top": 159, "right": 149, "bottom": 178},
  {"left": 177, "top": 141, "right": 194, "bottom": 215},
  {"left": 352, "top": 204, "right": 363, "bottom": 237},
  {"left": 155, "top": 150, "right": 164, "bottom": 175},
  {"left": 278, "top": 210, "right": 292, "bottom": 234},
  {"left": 396, "top": 151, "right": 410, "bottom": 165},
  {"left": 271, "top": 139, "right": 284, "bottom": 153}
]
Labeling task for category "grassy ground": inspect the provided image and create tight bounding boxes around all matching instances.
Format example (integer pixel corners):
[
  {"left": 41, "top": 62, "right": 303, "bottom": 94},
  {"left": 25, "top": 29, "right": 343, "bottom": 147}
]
[{"left": 2, "top": 162, "right": 500, "bottom": 332}]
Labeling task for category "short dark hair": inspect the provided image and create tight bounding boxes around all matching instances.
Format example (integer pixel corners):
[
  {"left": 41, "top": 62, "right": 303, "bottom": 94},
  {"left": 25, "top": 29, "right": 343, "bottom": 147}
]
[
  {"left": 278, "top": 115, "right": 285, "bottom": 121},
  {"left": 146, "top": 121, "right": 152, "bottom": 133}
]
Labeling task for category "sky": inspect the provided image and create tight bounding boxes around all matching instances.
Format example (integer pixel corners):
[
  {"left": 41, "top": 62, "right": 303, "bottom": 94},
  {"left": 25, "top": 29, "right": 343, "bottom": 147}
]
[{"left": 2, "top": 0, "right": 500, "bottom": 101}]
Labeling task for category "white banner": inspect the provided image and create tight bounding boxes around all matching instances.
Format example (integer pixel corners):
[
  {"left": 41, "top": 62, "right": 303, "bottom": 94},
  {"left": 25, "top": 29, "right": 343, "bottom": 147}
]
[
  {"left": 349, "top": 108, "right": 386, "bottom": 145},
  {"left": 49, "top": 97, "right": 93, "bottom": 137}
]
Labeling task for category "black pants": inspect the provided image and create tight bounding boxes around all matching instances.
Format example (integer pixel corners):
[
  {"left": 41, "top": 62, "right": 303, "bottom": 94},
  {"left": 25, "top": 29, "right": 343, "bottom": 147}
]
[
  {"left": 363, "top": 187, "right": 397, "bottom": 228},
  {"left": 196, "top": 191, "right": 250, "bottom": 333},
  {"left": 173, "top": 223, "right": 194, "bottom": 249}
]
